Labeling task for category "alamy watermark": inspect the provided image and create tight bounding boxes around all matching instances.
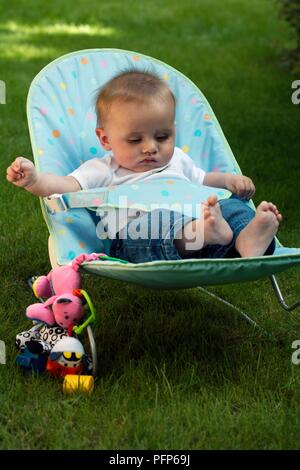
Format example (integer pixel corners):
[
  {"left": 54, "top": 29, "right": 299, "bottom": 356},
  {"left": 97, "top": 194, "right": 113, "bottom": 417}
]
[
  {"left": 291, "top": 80, "right": 300, "bottom": 105},
  {"left": 0, "top": 80, "right": 5, "bottom": 104},
  {"left": 95, "top": 196, "right": 205, "bottom": 251},
  {"left": 0, "top": 340, "right": 6, "bottom": 364},
  {"left": 291, "top": 340, "right": 300, "bottom": 364}
]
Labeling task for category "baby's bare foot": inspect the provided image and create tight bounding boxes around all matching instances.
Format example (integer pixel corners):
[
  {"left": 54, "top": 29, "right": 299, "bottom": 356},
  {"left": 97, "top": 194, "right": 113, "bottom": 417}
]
[
  {"left": 202, "top": 194, "right": 233, "bottom": 246},
  {"left": 235, "top": 201, "right": 282, "bottom": 257},
  {"left": 265, "top": 202, "right": 282, "bottom": 223},
  {"left": 175, "top": 195, "right": 233, "bottom": 255}
]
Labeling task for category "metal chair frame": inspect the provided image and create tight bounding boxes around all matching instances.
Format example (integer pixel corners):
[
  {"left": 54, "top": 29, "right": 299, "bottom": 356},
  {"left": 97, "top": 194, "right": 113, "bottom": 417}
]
[{"left": 197, "top": 274, "right": 300, "bottom": 334}]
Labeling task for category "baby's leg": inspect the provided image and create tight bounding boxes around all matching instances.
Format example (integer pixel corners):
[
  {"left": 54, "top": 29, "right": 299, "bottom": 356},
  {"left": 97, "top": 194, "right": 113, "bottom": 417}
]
[
  {"left": 174, "top": 195, "right": 233, "bottom": 257},
  {"left": 235, "top": 201, "right": 282, "bottom": 257},
  {"left": 109, "top": 208, "right": 185, "bottom": 263}
]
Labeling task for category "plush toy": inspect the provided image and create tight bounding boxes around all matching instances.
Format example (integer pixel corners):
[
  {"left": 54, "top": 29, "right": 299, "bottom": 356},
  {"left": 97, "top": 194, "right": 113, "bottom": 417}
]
[
  {"left": 16, "top": 324, "right": 68, "bottom": 352},
  {"left": 16, "top": 340, "right": 49, "bottom": 374},
  {"left": 26, "top": 253, "right": 100, "bottom": 329},
  {"left": 46, "top": 336, "right": 86, "bottom": 377},
  {"left": 16, "top": 253, "right": 99, "bottom": 391},
  {"left": 15, "top": 325, "right": 93, "bottom": 376}
]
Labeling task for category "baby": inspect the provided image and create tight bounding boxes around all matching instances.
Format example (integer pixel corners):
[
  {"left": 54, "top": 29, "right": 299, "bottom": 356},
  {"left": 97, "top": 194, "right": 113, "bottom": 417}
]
[{"left": 6, "top": 70, "right": 282, "bottom": 263}]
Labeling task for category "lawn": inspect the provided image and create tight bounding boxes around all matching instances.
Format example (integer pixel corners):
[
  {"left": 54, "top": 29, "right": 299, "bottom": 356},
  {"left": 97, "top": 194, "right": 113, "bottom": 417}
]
[{"left": 1, "top": 0, "right": 300, "bottom": 450}]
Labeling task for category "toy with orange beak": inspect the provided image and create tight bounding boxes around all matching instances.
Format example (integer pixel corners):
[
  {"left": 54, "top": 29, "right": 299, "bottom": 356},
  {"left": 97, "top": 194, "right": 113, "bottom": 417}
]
[
  {"left": 16, "top": 253, "right": 99, "bottom": 393},
  {"left": 47, "top": 336, "right": 94, "bottom": 394}
]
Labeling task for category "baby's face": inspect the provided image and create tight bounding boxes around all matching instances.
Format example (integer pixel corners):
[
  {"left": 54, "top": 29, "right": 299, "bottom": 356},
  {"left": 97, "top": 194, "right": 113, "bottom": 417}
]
[{"left": 96, "top": 96, "right": 175, "bottom": 172}]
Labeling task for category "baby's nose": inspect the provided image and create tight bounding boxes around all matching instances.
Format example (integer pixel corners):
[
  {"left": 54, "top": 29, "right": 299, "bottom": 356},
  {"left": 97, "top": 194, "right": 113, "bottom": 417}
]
[{"left": 142, "top": 139, "right": 158, "bottom": 154}]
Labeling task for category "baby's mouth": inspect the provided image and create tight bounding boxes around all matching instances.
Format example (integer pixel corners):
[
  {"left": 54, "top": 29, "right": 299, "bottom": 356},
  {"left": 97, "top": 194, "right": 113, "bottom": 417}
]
[{"left": 140, "top": 158, "right": 156, "bottom": 164}]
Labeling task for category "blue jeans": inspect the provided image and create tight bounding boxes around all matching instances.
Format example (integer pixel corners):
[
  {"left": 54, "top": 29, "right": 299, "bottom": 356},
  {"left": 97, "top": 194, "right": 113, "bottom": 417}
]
[{"left": 109, "top": 196, "right": 275, "bottom": 263}]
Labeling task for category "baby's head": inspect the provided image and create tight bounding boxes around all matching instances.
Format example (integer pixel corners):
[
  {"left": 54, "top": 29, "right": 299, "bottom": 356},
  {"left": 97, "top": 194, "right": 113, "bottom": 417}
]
[{"left": 95, "top": 70, "right": 176, "bottom": 172}]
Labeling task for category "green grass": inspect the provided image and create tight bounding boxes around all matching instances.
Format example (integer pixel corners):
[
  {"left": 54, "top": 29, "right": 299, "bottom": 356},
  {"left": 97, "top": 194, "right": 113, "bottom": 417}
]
[{"left": 1, "top": 0, "right": 300, "bottom": 450}]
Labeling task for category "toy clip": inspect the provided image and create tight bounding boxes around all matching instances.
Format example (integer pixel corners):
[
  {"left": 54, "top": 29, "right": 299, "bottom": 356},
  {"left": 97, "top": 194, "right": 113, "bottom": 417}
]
[{"left": 72, "top": 290, "right": 96, "bottom": 335}]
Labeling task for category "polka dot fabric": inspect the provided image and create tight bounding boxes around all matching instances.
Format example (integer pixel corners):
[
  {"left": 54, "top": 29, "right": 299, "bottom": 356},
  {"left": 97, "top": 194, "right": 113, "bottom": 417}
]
[{"left": 27, "top": 49, "right": 242, "bottom": 265}]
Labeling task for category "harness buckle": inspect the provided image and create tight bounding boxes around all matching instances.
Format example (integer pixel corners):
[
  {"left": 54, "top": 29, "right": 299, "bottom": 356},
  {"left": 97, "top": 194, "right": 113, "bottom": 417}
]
[{"left": 44, "top": 194, "right": 68, "bottom": 213}]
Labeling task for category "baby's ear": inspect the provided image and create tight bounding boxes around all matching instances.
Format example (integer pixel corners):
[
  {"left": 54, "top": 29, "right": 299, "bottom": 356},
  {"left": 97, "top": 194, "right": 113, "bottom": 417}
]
[{"left": 95, "top": 127, "right": 111, "bottom": 151}]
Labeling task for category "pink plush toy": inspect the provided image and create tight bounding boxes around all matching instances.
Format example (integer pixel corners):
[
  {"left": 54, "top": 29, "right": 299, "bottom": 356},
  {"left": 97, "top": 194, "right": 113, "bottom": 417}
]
[{"left": 26, "top": 253, "right": 100, "bottom": 328}]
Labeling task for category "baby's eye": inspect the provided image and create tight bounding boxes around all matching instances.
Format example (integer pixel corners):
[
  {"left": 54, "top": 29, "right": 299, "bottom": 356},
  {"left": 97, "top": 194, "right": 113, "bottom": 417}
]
[
  {"left": 128, "top": 138, "right": 141, "bottom": 144},
  {"left": 156, "top": 135, "right": 169, "bottom": 141}
]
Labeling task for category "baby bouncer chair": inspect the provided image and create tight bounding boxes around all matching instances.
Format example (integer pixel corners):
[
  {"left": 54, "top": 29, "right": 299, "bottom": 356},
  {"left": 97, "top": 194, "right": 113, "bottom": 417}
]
[{"left": 27, "top": 48, "right": 300, "bottom": 335}]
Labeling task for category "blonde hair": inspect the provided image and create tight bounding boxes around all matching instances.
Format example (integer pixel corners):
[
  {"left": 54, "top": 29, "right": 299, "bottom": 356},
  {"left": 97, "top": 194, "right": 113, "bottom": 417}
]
[{"left": 95, "top": 70, "right": 175, "bottom": 126}]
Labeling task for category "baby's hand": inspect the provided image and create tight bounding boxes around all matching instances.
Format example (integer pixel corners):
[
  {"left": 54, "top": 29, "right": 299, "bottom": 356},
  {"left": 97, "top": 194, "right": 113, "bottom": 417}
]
[
  {"left": 225, "top": 174, "right": 255, "bottom": 199},
  {"left": 6, "top": 157, "right": 38, "bottom": 188}
]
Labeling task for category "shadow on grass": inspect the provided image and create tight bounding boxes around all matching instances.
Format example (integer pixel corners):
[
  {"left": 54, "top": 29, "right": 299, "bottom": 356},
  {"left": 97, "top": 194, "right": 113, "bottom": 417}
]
[{"left": 86, "top": 279, "right": 286, "bottom": 386}]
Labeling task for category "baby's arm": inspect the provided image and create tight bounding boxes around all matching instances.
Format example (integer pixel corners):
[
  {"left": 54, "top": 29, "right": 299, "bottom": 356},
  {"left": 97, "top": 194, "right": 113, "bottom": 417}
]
[
  {"left": 203, "top": 172, "right": 255, "bottom": 200},
  {"left": 6, "top": 157, "right": 81, "bottom": 196},
  {"left": 179, "top": 149, "right": 256, "bottom": 200}
]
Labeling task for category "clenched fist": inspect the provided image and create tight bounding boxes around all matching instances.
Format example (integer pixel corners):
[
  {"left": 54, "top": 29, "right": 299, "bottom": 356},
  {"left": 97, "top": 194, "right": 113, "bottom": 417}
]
[{"left": 6, "top": 157, "right": 38, "bottom": 188}]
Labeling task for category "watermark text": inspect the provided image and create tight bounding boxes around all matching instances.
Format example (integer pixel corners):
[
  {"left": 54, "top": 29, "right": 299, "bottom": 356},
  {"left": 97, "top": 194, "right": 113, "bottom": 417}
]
[
  {"left": 291, "top": 340, "right": 300, "bottom": 364},
  {"left": 0, "top": 80, "right": 6, "bottom": 104},
  {"left": 291, "top": 80, "right": 300, "bottom": 105},
  {"left": 0, "top": 340, "right": 6, "bottom": 364},
  {"left": 96, "top": 197, "right": 205, "bottom": 251}
]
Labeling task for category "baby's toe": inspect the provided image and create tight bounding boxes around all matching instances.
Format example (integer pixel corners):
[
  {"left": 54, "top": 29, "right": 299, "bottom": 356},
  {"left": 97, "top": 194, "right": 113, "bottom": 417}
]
[
  {"left": 257, "top": 201, "right": 269, "bottom": 211},
  {"left": 207, "top": 194, "right": 218, "bottom": 206}
]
